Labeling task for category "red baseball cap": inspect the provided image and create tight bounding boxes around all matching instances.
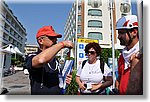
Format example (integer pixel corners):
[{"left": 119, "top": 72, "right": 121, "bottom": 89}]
[{"left": 36, "top": 26, "right": 62, "bottom": 38}]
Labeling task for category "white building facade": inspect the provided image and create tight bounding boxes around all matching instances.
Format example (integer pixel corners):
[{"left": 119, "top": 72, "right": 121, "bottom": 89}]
[
  {"left": 64, "top": 0, "right": 140, "bottom": 50},
  {"left": 0, "top": 1, "right": 27, "bottom": 74},
  {"left": 0, "top": 1, "right": 27, "bottom": 52}
]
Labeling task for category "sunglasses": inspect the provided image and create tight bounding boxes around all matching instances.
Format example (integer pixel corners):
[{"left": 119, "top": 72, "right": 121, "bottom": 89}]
[
  {"left": 46, "top": 36, "right": 57, "bottom": 40},
  {"left": 118, "top": 31, "right": 127, "bottom": 34},
  {"left": 85, "top": 51, "right": 96, "bottom": 55},
  {"left": 39, "top": 36, "right": 56, "bottom": 40}
]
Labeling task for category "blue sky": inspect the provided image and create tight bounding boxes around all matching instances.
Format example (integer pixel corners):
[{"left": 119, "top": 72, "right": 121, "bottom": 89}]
[{"left": 5, "top": 0, "right": 74, "bottom": 45}]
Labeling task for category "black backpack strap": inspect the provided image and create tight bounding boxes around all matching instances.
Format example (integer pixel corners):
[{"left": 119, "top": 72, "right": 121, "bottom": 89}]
[
  {"left": 81, "top": 60, "right": 87, "bottom": 69},
  {"left": 100, "top": 58, "right": 105, "bottom": 82},
  {"left": 100, "top": 58, "right": 104, "bottom": 74},
  {"left": 81, "top": 59, "right": 104, "bottom": 75}
]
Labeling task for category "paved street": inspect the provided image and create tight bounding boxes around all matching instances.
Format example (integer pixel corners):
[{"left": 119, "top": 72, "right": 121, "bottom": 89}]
[{"left": 2, "top": 71, "right": 30, "bottom": 95}]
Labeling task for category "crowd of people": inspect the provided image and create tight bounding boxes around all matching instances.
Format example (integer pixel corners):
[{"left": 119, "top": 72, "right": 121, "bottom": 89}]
[{"left": 25, "top": 15, "right": 143, "bottom": 95}]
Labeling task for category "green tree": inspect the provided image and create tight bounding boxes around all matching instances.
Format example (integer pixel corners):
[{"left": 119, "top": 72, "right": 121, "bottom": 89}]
[
  {"left": 100, "top": 48, "right": 120, "bottom": 63},
  {"left": 11, "top": 54, "right": 24, "bottom": 66}
]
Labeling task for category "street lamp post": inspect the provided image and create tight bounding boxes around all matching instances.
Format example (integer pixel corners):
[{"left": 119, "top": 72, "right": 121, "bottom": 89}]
[
  {"left": 75, "top": 0, "right": 78, "bottom": 69},
  {"left": 0, "top": 52, "right": 5, "bottom": 94},
  {"left": 109, "top": 0, "right": 115, "bottom": 88},
  {"left": 120, "top": 2, "right": 130, "bottom": 16}
]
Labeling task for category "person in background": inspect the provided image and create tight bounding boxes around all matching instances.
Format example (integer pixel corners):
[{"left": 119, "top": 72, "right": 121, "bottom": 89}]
[
  {"left": 25, "top": 25, "right": 74, "bottom": 95},
  {"left": 10, "top": 65, "right": 15, "bottom": 74},
  {"left": 76, "top": 42, "right": 113, "bottom": 95},
  {"left": 115, "top": 15, "right": 141, "bottom": 95}
]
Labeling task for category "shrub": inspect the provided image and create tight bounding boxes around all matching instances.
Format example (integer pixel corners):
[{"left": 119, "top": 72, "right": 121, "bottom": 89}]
[{"left": 65, "top": 70, "right": 78, "bottom": 95}]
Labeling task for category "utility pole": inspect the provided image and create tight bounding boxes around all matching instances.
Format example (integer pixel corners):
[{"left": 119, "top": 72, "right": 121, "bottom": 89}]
[
  {"left": 75, "top": 0, "right": 78, "bottom": 69},
  {"left": 109, "top": 0, "right": 115, "bottom": 88}
]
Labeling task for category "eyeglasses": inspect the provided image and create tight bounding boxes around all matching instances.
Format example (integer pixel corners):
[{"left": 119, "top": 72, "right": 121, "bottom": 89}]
[
  {"left": 85, "top": 51, "right": 96, "bottom": 55},
  {"left": 46, "top": 36, "right": 57, "bottom": 40},
  {"left": 118, "top": 31, "right": 127, "bottom": 34},
  {"left": 38, "top": 36, "right": 56, "bottom": 40}
]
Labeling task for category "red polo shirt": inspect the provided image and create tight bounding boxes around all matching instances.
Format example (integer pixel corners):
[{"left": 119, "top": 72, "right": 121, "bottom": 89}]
[{"left": 118, "top": 54, "right": 130, "bottom": 95}]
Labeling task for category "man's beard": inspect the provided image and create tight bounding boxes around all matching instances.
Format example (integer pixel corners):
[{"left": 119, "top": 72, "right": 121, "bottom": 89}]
[
  {"left": 119, "top": 39, "right": 126, "bottom": 46},
  {"left": 119, "top": 38, "right": 132, "bottom": 46}
]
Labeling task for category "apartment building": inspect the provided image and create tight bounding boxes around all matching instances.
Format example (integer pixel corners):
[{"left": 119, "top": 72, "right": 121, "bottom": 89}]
[
  {"left": 64, "top": 0, "right": 117, "bottom": 61},
  {"left": 64, "top": 0, "right": 140, "bottom": 50},
  {"left": 64, "top": 0, "right": 113, "bottom": 49},
  {"left": 0, "top": 1, "right": 27, "bottom": 72},
  {"left": 24, "top": 44, "right": 38, "bottom": 56},
  {"left": 0, "top": 1, "right": 27, "bottom": 52},
  {"left": 63, "top": 0, "right": 140, "bottom": 69},
  {"left": 63, "top": 2, "right": 76, "bottom": 58}
]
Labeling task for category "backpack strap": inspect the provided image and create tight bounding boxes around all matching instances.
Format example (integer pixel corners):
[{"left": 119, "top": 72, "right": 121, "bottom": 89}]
[
  {"left": 81, "top": 60, "right": 87, "bottom": 69},
  {"left": 100, "top": 58, "right": 104, "bottom": 74},
  {"left": 81, "top": 59, "right": 104, "bottom": 74},
  {"left": 100, "top": 58, "right": 106, "bottom": 82}
]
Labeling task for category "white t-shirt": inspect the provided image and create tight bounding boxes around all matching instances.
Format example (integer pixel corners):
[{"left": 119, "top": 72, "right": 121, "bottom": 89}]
[{"left": 76, "top": 59, "right": 112, "bottom": 93}]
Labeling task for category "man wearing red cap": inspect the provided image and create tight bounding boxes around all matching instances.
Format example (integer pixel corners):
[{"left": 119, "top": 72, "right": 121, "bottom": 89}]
[
  {"left": 115, "top": 15, "right": 142, "bottom": 95},
  {"left": 25, "top": 26, "right": 74, "bottom": 95}
]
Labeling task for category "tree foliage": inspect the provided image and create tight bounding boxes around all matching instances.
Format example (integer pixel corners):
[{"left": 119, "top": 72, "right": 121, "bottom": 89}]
[
  {"left": 100, "top": 48, "right": 120, "bottom": 63},
  {"left": 65, "top": 70, "right": 78, "bottom": 95}
]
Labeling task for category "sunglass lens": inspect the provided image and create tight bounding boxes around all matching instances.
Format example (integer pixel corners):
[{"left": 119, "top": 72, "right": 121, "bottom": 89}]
[
  {"left": 85, "top": 51, "right": 95, "bottom": 55},
  {"left": 89, "top": 51, "right": 95, "bottom": 55},
  {"left": 48, "top": 36, "right": 56, "bottom": 40}
]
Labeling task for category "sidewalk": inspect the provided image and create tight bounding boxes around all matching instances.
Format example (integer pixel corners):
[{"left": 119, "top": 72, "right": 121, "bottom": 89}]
[{"left": 2, "top": 71, "right": 30, "bottom": 95}]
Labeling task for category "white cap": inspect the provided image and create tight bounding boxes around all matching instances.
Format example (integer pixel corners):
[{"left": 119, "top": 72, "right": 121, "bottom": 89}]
[{"left": 116, "top": 15, "right": 138, "bottom": 30}]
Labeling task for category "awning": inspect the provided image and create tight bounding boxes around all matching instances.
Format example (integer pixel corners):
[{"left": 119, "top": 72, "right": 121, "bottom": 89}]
[
  {"left": 0, "top": 48, "right": 13, "bottom": 54},
  {"left": 3, "top": 44, "right": 16, "bottom": 54},
  {"left": 14, "top": 47, "right": 23, "bottom": 56},
  {"left": 1, "top": 44, "right": 24, "bottom": 56}
]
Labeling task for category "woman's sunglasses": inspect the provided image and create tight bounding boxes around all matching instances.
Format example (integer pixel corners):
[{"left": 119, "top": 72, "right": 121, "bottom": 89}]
[{"left": 85, "top": 51, "right": 96, "bottom": 55}]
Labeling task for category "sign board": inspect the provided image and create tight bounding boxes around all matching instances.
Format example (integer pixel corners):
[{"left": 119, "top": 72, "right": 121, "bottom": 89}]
[
  {"left": 77, "top": 38, "right": 99, "bottom": 69},
  {"left": 59, "top": 60, "right": 74, "bottom": 94}
]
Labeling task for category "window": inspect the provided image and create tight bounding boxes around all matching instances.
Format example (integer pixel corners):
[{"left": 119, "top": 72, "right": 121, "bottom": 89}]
[
  {"left": 77, "top": 25, "right": 81, "bottom": 33},
  {"left": 88, "top": 20, "right": 102, "bottom": 28},
  {"left": 88, "top": 0, "right": 102, "bottom": 8},
  {"left": 78, "top": 6, "right": 81, "bottom": 14},
  {"left": 78, "top": 15, "right": 81, "bottom": 23},
  {"left": 77, "top": 35, "right": 81, "bottom": 39},
  {"left": 88, "top": 32, "right": 103, "bottom": 40},
  {"left": 88, "top": 9, "right": 102, "bottom": 16}
]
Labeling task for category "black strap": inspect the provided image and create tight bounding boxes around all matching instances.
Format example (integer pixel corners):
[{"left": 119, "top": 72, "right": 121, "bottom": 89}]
[
  {"left": 100, "top": 58, "right": 105, "bottom": 82},
  {"left": 127, "top": 30, "right": 133, "bottom": 45},
  {"left": 100, "top": 58, "right": 104, "bottom": 74},
  {"left": 81, "top": 60, "right": 87, "bottom": 69}
]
